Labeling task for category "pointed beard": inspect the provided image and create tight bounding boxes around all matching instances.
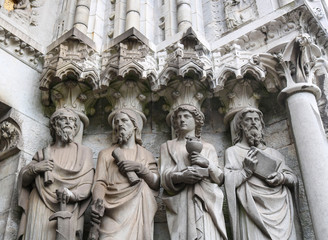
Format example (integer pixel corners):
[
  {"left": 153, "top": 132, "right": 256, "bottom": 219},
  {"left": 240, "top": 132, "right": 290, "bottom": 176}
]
[
  {"left": 117, "top": 130, "right": 133, "bottom": 145},
  {"left": 243, "top": 127, "right": 263, "bottom": 147},
  {"left": 55, "top": 126, "right": 74, "bottom": 143}
]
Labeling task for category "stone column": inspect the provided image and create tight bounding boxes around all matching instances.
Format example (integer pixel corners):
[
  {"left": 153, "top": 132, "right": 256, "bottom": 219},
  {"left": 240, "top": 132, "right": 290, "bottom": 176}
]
[
  {"left": 277, "top": 33, "right": 328, "bottom": 239},
  {"left": 177, "top": 0, "right": 192, "bottom": 32},
  {"left": 279, "top": 83, "right": 328, "bottom": 239},
  {"left": 126, "top": 0, "right": 140, "bottom": 31},
  {"left": 73, "top": 0, "right": 91, "bottom": 34}
]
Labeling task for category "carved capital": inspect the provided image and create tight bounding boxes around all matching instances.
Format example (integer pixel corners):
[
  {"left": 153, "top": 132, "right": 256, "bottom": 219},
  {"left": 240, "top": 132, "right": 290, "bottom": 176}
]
[{"left": 104, "top": 72, "right": 152, "bottom": 120}]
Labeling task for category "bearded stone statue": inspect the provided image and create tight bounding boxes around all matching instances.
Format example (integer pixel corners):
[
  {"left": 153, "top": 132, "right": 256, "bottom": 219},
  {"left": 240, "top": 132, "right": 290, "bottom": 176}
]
[
  {"left": 224, "top": 107, "right": 302, "bottom": 240},
  {"left": 17, "top": 108, "right": 94, "bottom": 240},
  {"left": 89, "top": 108, "right": 160, "bottom": 240}
]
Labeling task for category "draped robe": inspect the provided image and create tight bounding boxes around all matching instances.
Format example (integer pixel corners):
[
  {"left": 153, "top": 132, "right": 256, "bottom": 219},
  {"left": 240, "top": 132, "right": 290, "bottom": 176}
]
[
  {"left": 160, "top": 139, "right": 227, "bottom": 240},
  {"left": 225, "top": 143, "right": 301, "bottom": 240},
  {"left": 94, "top": 144, "right": 158, "bottom": 240},
  {"left": 17, "top": 143, "right": 94, "bottom": 240}
]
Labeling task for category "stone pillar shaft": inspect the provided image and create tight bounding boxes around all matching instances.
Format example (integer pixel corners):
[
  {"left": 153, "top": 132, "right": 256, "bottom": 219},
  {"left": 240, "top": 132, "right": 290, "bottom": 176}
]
[
  {"left": 177, "top": 0, "right": 192, "bottom": 32},
  {"left": 284, "top": 88, "right": 328, "bottom": 240},
  {"left": 73, "top": 0, "right": 91, "bottom": 34},
  {"left": 126, "top": 0, "right": 140, "bottom": 31}
]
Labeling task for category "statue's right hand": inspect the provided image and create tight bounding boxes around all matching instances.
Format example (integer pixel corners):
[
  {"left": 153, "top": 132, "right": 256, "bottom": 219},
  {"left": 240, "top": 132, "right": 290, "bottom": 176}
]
[
  {"left": 179, "top": 169, "right": 202, "bottom": 184},
  {"left": 33, "top": 159, "right": 54, "bottom": 173},
  {"left": 243, "top": 148, "right": 258, "bottom": 173}
]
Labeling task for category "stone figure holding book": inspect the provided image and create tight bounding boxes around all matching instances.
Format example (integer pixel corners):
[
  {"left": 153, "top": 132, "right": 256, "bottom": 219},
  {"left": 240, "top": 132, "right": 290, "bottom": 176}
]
[
  {"left": 17, "top": 108, "right": 94, "bottom": 240},
  {"left": 90, "top": 109, "right": 160, "bottom": 240},
  {"left": 224, "top": 107, "right": 301, "bottom": 240},
  {"left": 160, "top": 104, "right": 227, "bottom": 240}
]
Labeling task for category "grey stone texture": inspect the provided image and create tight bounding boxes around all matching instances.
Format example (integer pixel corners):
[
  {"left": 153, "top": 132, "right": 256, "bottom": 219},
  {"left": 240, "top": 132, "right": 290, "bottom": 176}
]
[{"left": 2, "top": 0, "right": 328, "bottom": 239}]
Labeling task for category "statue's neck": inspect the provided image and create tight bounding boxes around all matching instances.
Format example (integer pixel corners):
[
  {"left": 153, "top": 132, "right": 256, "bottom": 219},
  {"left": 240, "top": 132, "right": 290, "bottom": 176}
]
[{"left": 177, "top": 130, "right": 195, "bottom": 141}]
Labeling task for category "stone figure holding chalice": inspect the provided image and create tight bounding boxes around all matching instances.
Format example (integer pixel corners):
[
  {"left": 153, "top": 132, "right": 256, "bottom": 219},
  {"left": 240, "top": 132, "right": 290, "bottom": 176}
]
[{"left": 160, "top": 104, "right": 228, "bottom": 240}]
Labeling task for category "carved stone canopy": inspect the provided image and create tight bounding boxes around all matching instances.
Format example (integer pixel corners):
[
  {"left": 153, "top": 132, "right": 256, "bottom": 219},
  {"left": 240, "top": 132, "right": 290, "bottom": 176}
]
[
  {"left": 100, "top": 28, "right": 157, "bottom": 93},
  {"left": 157, "top": 28, "right": 213, "bottom": 91},
  {"left": 39, "top": 28, "right": 100, "bottom": 126},
  {"left": 212, "top": 46, "right": 281, "bottom": 124}
]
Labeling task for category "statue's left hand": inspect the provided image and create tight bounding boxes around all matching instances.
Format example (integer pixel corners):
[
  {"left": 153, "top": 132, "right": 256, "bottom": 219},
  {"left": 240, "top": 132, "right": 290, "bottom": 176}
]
[
  {"left": 266, "top": 172, "right": 284, "bottom": 187},
  {"left": 189, "top": 152, "right": 209, "bottom": 168},
  {"left": 117, "top": 160, "right": 144, "bottom": 174},
  {"left": 56, "top": 187, "right": 76, "bottom": 204}
]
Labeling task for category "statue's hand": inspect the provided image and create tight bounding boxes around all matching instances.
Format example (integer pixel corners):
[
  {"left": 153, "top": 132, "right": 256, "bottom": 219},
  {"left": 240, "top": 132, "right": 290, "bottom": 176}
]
[
  {"left": 56, "top": 187, "right": 76, "bottom": 204},
  {"left": 189, "top": 152, "right": 209, "bottom": 168},
  {"left": 117, "top": 160, "right": 144, "bottom": 174},
  {"left": 266, "top": 172, "right": 284, "bottom": 187},
  {"left": 33, "top": 159, "right": 54, "bottom": 174},
  {"left": 90, "top": 199, "right": 105, "bottom": 225},
  {"left": 243, "top": 148, "right": 258, "bottom": 173},
  {"left": 176, "top": 168, "right": 202, "bottom": 184}
]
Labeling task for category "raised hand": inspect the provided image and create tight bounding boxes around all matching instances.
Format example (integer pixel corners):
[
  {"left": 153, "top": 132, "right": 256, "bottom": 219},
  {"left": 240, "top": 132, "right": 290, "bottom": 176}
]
[{"left": 243, "top": 147, "right": 258, "bottom": 173}]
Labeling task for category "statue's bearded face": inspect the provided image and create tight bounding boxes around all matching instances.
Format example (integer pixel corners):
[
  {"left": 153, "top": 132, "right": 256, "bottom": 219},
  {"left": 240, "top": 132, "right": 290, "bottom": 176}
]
[
  {"left": 113, "top": 113, "right": 135, "bottom": 145},
  {"left": 241, "top": 112, "right": 263, "bottom": 147},
  {"left": 54, "top": 114, "right": 77, "bottom": 143}
]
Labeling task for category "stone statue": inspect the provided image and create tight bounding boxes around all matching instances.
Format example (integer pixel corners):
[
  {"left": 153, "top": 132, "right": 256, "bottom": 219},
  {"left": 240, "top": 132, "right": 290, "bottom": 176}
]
[
  {"left": 159, "top": 104, "right": 228, "bottom": 240},
  {"left": 17, "top": 108, "right": 94, "bottom": 240},
  {"left": 89, "top": 108, "right": 160, "bottom": 240},
  {"left": 224, "top": 107, "right": 302, "bottom": 240}
]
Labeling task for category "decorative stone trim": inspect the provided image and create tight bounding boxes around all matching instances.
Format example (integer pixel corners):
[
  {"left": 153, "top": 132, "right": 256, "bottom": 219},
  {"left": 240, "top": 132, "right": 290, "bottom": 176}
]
[{"left": 0, "top": 20, "right": 43, "bottom": 72}]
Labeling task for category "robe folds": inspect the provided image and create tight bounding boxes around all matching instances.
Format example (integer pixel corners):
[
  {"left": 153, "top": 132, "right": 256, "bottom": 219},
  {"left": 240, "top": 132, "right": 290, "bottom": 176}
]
[
  {"left": 94, "top": 144, "right": 158, "bottom": 240},
  {"left": 17, "top": 143, "right": 94, "bottom": 240},
  {"left": 225, "top": 143, "right": 302, "bottom": 240},
  {"left": 160, "top": 139, "right": 227, "bottom": 240}
]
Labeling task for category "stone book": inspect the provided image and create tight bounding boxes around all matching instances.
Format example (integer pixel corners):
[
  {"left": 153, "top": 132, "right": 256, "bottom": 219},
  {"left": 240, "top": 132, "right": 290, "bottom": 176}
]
[{"left": 253, "top": 149, "right": 282, "bottom": 180}]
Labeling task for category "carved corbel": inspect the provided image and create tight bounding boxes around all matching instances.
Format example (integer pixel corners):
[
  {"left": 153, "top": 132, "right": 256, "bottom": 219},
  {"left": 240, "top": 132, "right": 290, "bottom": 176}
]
[
  {"left": 39, "top": 28, "right": 100, "bottom": 130},
  {"left": 0, "top": 103, "right": 22, "bottom": 161}
]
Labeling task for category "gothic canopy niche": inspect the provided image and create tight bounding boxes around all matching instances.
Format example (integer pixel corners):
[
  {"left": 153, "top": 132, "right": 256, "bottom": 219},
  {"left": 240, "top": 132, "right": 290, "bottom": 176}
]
[
  {"left": 100, "top": 28, "right": 157, "bottom": 94},
  {"left": 0, "top": 102, "right": 22, "bottom": 161},
  {"left": 212, "top": 44, "right": 281, "bottom": 124},
  {"left": 156, "top": 28, "right": 214, "bottom": 91},
  {"left": 39, "top": 28, "right": 100, "bottom": 125}
]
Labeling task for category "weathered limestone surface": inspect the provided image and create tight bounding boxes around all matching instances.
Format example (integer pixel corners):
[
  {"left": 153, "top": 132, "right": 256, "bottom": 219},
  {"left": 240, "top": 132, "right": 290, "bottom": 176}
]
[{"left": 2, "top": 0, "right": 328, "bottom": 239}]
